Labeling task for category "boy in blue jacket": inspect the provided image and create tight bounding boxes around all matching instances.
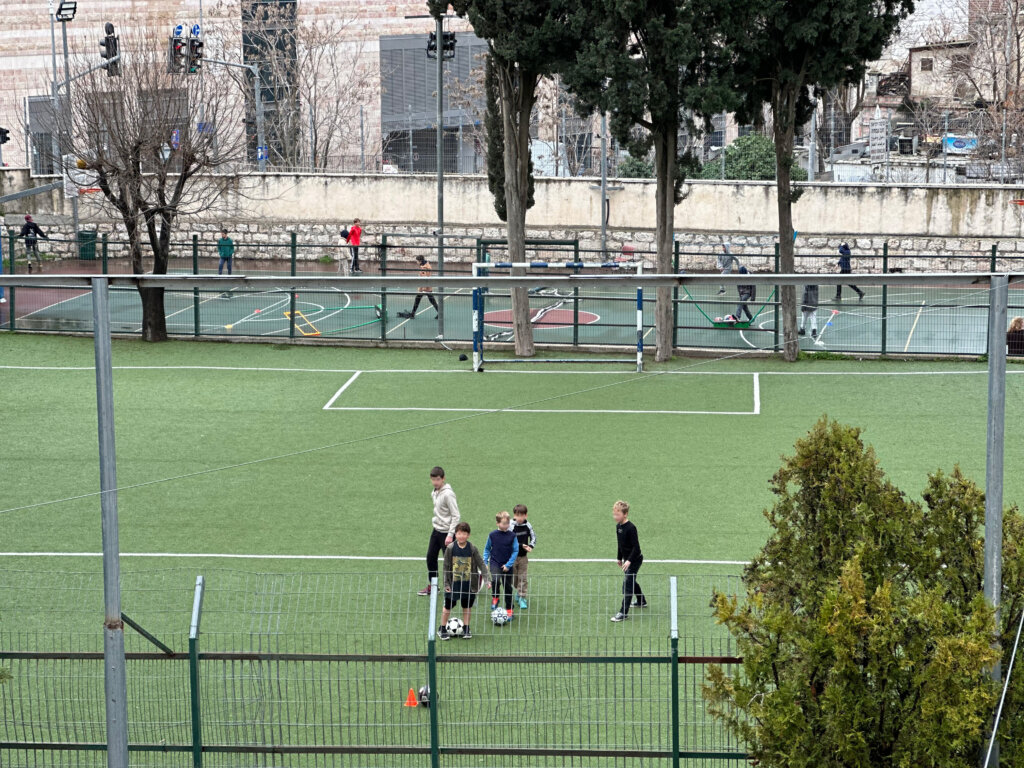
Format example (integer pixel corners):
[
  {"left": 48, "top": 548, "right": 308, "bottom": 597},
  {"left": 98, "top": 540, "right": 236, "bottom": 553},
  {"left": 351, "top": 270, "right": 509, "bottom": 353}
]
[
  {"left": 835, "top": 243, "right": 864, "bottom": 301},
  {"left": 484, "top": 510, "right": 519, "bottom": 621}
]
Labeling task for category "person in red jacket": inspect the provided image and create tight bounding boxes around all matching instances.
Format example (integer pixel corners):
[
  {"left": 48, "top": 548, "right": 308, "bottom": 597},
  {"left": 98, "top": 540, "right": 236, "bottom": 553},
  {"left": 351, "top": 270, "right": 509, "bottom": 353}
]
[{"left": 345, "top": 218, "right": 362, "bottom": 273}]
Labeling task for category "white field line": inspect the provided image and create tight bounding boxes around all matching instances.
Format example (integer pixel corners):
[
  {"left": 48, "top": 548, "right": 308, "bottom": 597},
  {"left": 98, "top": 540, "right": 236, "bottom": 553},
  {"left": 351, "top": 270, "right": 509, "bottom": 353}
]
[
  {"left": 17, "top": 289, "right": 92, "bottom": 319},
  {"left": 0, "top": 366, "right": 1010, "bottom": 376},
  {"left": 322, "top": 370, "right": 759, "bottom": 416},
  {"left": 0, "top": 551, "right": 747, "bottom": 565},
  {"left": 322, "top": 371, "right": 362, "bottom": 410}
]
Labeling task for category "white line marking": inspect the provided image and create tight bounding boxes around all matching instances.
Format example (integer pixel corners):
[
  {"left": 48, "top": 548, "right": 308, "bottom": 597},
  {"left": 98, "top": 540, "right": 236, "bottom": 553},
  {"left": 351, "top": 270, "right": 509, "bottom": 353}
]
[
  {"left": 17, "top": 289, "right": 91, "bottom": 319},
  {"left": 904, "top": 300, "right": 927, "bottom": 353},
  {"left": 753, "top": 372, "right": 761, "bottom": 415},
  {"left": 322, "top": 371, "right": 362, "bottom": 410},
  {"left": 0, "top": 365, "right": 1010, "bottom": 376},
  {"left": 325, "top": 406, "right": 758, "bottom": 415},
  {"left": 0, "top": 552, "right": 747, "bottom": 565}
]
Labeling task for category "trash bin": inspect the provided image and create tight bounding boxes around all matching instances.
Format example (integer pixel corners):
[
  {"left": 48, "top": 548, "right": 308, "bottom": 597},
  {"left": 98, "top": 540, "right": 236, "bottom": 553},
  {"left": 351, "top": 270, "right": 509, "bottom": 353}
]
[{"left": 78, "top": 230, "right": 97, "bottom": 261}]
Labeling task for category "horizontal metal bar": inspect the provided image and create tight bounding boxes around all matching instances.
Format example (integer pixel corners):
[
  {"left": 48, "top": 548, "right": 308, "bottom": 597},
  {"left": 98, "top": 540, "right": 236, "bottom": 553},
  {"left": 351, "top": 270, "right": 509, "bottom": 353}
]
[
  {"left": 0, "top": 651, "right": 189, "bottom": 660},
  {"left": 0, "top": 650, "right": 743, "bottom": 664},
  {"left": 0, "top": 272, "right": 1016, "bottom": 291},
  {"left": 0, "top": 742, "right": 749, "bottom": 760},
  {"left": 0, "top": 182, "right": 63, "bottom": 205}
]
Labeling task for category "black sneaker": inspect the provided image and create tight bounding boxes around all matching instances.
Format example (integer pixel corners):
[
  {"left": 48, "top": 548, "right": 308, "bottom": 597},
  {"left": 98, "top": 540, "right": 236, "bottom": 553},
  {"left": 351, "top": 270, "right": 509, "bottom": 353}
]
[
  {"left": 438, "top": 627, "right": 450, "bottom": 640},
  {"left": 857, "top": 291, "right": 865, "bottom": 301},
  {"left": 633, "top": 599, "right": 648, "bottom": 608},
  {"left": 461, "top": 627, "right": 472, "bottom": 639},
  {"left": 811, "top": 328, "right": 817, "bottom": 339},
  {"left": 798, "top": 328, "right": 806, "bottom": 336}
]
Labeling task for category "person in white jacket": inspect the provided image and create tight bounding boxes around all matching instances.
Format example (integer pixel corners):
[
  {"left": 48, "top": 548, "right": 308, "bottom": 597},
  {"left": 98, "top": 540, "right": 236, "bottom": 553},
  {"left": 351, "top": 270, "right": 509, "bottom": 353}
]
[{"left": 419, "top": 466, "right": 461, "bottom": 596}]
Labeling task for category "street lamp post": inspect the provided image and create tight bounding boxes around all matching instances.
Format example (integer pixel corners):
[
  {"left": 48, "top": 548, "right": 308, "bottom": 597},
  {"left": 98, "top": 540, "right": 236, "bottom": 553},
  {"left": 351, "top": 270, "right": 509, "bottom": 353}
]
[{"left": 55, "top": 1, "right": 79, "bottom": 244}]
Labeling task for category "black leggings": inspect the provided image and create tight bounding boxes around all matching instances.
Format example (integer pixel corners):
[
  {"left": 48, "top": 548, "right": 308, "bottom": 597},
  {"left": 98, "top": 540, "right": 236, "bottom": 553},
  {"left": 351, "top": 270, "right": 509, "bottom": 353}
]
[
  {"left": 621, "top": 558, "right": 644, "bottom": 615},
  {"left": 412, "top": 293, "right": 439, "bottom": 315},
  {"left": 490, "top": 567, "right": 514, "bottom": 610},
  {"left": 426, "top": 528, "right": 447, "bottom": 581}
]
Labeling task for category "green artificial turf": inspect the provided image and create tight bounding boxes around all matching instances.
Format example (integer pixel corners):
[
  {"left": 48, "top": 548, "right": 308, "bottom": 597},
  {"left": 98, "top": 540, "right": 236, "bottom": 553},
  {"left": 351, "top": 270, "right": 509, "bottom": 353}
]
[{"left": 1, "top": 333, "right": 1020, "bottom": 765}]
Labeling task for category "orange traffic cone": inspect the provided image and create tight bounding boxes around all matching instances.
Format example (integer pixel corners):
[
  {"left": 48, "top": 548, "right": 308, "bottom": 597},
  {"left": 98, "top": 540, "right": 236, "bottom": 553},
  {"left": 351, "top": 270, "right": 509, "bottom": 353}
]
[{"left": 404, "top": 688, "right": 418, "bottom": 707}]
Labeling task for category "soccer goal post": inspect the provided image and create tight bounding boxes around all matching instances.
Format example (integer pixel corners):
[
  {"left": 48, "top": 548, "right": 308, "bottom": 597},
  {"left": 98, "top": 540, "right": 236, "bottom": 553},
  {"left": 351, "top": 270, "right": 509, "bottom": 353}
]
[{"left": 471, "top": 259, "right": 645, "bottom": 373}]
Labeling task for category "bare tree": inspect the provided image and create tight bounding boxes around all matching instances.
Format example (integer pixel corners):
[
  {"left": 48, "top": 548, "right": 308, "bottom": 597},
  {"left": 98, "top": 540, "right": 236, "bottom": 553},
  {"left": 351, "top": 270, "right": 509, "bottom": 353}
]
[{"left": 63, "top": 30, "right": 246, "bottom": 341}]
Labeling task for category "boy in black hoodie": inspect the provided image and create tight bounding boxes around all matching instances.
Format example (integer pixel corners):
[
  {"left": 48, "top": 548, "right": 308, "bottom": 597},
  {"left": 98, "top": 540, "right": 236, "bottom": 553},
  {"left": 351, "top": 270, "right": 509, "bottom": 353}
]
[{"left": 611, "top": 500, "right": 646, "bottom": 622}]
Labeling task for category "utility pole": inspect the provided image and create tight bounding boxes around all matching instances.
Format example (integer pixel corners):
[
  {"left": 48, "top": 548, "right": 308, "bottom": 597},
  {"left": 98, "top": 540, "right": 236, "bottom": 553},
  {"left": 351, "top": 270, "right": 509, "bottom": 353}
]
[
  {"left": 48, "top": 2, "right": 61, "bottom": 178},
  {"left": 943, "top": 111, "right": 948, "bottom": 184},
  {"left": 720, "top": 112, "right": 727, "bottom": 179},
  {"left": 360, "top": 104, "right": 366, "bottom": 172},
  {"left": 61, "top": 16, "right": 80, "bottom": 244},
  {"left": 600, "top": 112, "right": 608, "bottom": 257},
  {"left": 885, "top": 108, "right": 891, "bottom": 182},
  {"left": 829, "top": 104, "right": 836, "bottom": 177},
  {"left": 809, "top": 105, "right": 816, "bottom": 182},
  {"left": 984, "top": 274, "right": 1009, "bottom": 767},
  {"left": 435, "top": 15, "right": 445, "bottom": 337},
  {"left": 1000, "top": 108, "right": 1007, "bottom": 184}
]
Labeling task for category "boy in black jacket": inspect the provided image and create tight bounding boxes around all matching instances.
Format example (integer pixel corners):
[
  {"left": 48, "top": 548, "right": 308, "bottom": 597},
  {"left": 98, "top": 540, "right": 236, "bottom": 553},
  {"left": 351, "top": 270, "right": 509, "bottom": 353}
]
[{"left": 611, "top": 500, "right": 646, "bottom": 622}]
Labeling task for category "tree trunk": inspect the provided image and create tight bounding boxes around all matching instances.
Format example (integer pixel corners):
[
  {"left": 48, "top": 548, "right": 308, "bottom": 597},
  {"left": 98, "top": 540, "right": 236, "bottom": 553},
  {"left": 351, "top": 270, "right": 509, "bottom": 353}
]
[
  {"left": 501, "top": 64, "right": 535, "bottom": 358},
  {"left": 139, "top": 287, "right": 168, "bottom": 342},
  {"left": 652, "top": 130, "right": 677, "bottom": 362},
  {"left": 773, "top": 85, "right": 799, "bottom": 362}
]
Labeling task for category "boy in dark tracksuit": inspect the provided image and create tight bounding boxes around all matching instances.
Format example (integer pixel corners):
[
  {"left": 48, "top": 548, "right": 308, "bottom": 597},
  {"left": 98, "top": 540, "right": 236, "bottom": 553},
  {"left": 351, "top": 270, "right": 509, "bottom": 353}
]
[
  {"left": 510, "top": 504, "right": 536, "bottom": 609},
  {"left": 611, "top": 500, "right": 646, "bottom": 622},
  {"left": 835, "top": 243, "right": 864, "bottom": 301},
  {"left": 732, "top": 266, "right": 756, "bottom": 322},
  {"left": 484, "top": 510, "right": 519, "bottom": 621}
]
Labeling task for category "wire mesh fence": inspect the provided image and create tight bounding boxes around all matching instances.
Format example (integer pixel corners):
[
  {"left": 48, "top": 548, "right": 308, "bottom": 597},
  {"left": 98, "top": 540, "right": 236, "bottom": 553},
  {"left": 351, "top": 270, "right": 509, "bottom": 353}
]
[
  {"left": 0, "top": 569, "right": 746, "bottom": 767},
  {"left": 2, "top": 231, "right": 1022, "bottom": 358}
]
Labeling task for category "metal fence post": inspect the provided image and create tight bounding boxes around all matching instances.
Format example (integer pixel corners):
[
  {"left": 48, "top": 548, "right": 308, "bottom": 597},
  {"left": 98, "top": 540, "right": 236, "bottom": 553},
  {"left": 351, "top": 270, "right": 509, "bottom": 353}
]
[
  {"left": 673, "top": 240, "right": 680, "bottom": 349},
  {"left": 881, "top": 243, "right": 888, "bottom": 356},
  {"left": 289, "top": 233, "right": 297, "bottom": 339},
  {"left": 427, "top": 576, "right": 440, "bottom": 768},
  {"left": 192, "top": 234, "right": 200, "bottom": 337},
  {"left": 773, "top": 244, "right": 780, "bottom": 351},
  {"left": 991, "top": 243, "right": 998, "bottom": 273},
  {"left": 101, "top": 233, "right": 108, "bottom": 275},
  {"left": 670, "top": 576, "right": 680, "bottom": 768},
  {"left": 91, "top": 277, "right": 130, "bottom": 768},
  {"left": 379, "top": 234, "right": 388, "bottom": 342},
  {"left": 984, "top": 275, "right": 1008, "bottom": 768},
  {"left": 573, "top": 239, "right": 580, "bottom": 346},
  {"left": 188, "top": 576, "right": 206, "bottom": 768},
  {"left": 7, "top": 230, "right": 15, "bottom": 331}
]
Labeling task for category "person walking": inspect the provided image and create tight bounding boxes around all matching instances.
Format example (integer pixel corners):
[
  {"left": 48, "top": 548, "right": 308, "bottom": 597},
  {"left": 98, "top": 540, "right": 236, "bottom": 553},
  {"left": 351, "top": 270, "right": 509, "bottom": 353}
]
[
  {"left": 717, "top": 241, "right": 740, "bottom": 294},
  {"left": 835, "top": 242, "right": 864, "bottom": 301},
  {"left": 419, "top": 466, "right": 461, "bottom": 596},
  {"left": 20, "top": 215, "right": 48, "bottom": 273},
  {"left": 346, "top": 218, "right": 363, "bottom": 274}
]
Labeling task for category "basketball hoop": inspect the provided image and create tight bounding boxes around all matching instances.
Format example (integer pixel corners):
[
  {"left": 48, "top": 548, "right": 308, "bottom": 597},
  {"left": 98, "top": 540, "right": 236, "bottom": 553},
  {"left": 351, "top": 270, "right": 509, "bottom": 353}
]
[{"left": 1011, "top": 199, "right": 1024, "bottom": 225}]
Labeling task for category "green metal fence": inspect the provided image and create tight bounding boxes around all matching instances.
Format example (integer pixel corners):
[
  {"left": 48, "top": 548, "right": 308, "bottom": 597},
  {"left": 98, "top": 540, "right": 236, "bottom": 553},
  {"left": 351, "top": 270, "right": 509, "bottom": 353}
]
[
  {"left": 0, "top": 569, "right": 746, "bottom": 767},
  {"left": 2, "top": 229, "right": 1022, "bottom": 357}
]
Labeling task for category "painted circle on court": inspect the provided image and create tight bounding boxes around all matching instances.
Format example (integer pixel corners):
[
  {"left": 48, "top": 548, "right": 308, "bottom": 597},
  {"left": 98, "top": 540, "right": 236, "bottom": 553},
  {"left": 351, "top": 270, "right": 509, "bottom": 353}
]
[{"left": 483, "top": 308, "right": 599, "bottom": 330}]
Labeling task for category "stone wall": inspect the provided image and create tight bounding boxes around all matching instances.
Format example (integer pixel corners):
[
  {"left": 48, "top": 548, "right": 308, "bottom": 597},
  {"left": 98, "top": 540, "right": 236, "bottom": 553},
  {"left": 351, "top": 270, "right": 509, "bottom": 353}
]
[{"left": 4, "top": 170, "right": 1024, "bottom": 273}]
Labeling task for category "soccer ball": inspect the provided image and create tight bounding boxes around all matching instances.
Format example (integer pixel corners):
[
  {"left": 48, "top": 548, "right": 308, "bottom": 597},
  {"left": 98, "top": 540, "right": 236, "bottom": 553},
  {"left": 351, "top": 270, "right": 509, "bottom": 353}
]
[
  {"left": 491, "top": 607, "right": 509, "bottom": 626},
  {"left": 417, "top": 685, "right": 430, "bottom": 707},
  {"left": 446, "top": 617, "right": 464, "bottom": 636}
]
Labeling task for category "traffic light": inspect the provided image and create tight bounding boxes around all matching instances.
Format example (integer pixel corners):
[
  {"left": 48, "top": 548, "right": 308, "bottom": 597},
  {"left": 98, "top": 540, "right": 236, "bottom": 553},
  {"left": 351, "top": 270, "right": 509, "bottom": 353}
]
[
  {"left": 187, "top": 35, "right": 204, "bottom": 74},
  {"left": 426, "top": 31, "right": 438, "bottom": 59},
  {"left": 168, "top": 34, "right": 186, "bottom": 73},
  {"left": 442, "top": 31, "right": 456, "bottom": 60},
  {"left": 99, "top": 22, "right": 120, "bottom": 77},
  {"left": 0, "top": 127, "right": 10, "bottom": 145}
]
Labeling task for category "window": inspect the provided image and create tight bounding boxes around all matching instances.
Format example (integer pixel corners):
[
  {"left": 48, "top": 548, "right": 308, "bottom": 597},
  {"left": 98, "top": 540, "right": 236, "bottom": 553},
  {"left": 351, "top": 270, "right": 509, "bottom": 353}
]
[
  {"left": 920, "top": 57, "right": 933, "bottom": 72},
  {"left": 951, "top": 53, "right": 970, "bottom": 72}
]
